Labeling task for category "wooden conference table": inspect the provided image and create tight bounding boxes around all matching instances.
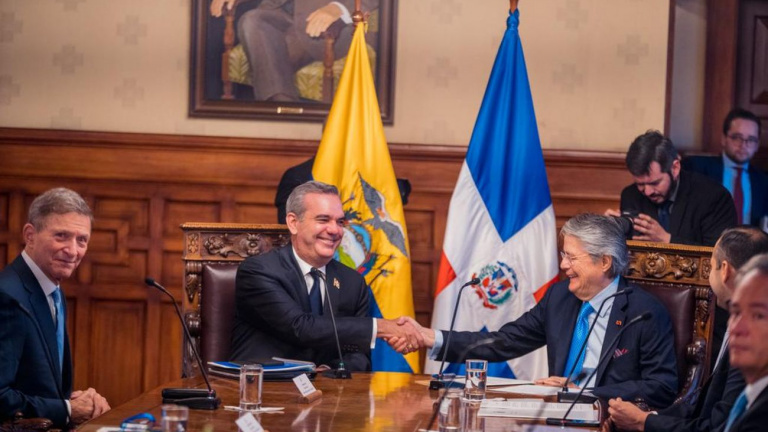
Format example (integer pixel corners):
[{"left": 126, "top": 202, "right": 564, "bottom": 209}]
[{"left": 79, "top": 373, "right": 601, "bottom": 431}]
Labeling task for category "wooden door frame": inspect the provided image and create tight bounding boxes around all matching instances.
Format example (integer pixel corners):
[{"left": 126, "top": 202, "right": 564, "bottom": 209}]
[{"left": 703, "top": 0, "right": 739, "bottom": 151}]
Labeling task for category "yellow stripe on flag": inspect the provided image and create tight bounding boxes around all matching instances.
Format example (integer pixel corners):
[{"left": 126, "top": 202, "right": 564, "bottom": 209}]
[{"left": 312, "top": 23, "right": 419, "bottom": 373}]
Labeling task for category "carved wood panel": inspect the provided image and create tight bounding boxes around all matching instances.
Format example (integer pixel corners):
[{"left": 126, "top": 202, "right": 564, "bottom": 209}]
[{"left": 0, "top": 127, "right": 631, "bottom": 406}]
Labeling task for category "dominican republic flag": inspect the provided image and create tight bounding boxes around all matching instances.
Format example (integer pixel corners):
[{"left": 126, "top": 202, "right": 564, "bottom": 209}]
[{"left": 425, "top": 9, "right": 558, "bottom": 379}]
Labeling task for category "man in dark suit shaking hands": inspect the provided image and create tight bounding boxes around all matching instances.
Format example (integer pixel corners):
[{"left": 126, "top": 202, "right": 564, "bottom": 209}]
[
  {"left": 230, "top": 181, "right": 422, "bottom": 370},
  {"left": 0, "top": 188, "right": 110, "bottom": 428},
  {"left": 393, "top": 214, "right": 678, "bottom": 406}
]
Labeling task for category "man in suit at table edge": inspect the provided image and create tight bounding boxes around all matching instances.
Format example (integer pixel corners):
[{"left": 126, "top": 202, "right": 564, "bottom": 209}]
[
  {"left": 717, "top": 253, "right": 768, "bottom": 431},
  {"left": 682, "top": 108, "right": 768, "bottom": 232},
  {"left": 392, "top": 213, "right": 679, "bottom": 406},
  {"left": 230, "top": 180, "right": 423, "bottom": 370},
  {"left": 0, "top": 187, "right": 110, "bottom": 428},
  {"left": 606, "top": 130, "right": 736, "bottom": 246},
  {"left": 608, "top": 226, "right": 768, "bottom": 431}
]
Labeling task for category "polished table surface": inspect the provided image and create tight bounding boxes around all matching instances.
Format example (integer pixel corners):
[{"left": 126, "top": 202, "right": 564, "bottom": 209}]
[{"left": 78, "top": 373, "right": 601, "bottom": 431}]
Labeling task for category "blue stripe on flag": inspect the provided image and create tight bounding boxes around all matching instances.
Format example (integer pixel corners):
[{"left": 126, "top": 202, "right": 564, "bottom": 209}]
[{"left": 465, "top": 10, "right": 551, "bottom": 242}]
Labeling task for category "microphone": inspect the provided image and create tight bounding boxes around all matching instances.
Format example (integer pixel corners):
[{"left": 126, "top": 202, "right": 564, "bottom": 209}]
[
  {"left": 310, "top": 268, "right": 351, "bottom": 379},
  {"left": 144, "top": 277, "right": 221, "bottom": 410},
  {"left": 546, "top": 311, "right": 652, "bottom": 428},
  {"left": 422, "top": 337, "right": 497, "bottom": 432},
  {"left": 429, "top": 277, "right": 482, "bottom": 390},
  {"left": 559, "top": 288, "right": 634, "bottom": 403}
]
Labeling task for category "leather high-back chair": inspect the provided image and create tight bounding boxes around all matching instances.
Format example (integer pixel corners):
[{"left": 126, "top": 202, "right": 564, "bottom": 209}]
[
  {"left": 181, "top": 223, "right": 290, "bottom": 377},
  {"left": 623, "top": 240, "right": 715, "bottom": 405}
]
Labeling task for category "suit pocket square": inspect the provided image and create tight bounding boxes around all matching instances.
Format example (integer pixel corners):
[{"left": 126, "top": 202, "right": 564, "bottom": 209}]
[{"left": 613, "top": 348, "right": 629, "bottom": 359}]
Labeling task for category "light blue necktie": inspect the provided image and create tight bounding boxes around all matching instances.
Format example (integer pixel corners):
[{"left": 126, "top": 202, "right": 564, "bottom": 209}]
[
  {"left": 724, "top": 390, "right": 748, "bottom": 432},
  {"left": 51, "top": 287, "right": 65, "bottom": 368},
  {"left": 563, "top": 302, "right": 594, "bottom": 382}
]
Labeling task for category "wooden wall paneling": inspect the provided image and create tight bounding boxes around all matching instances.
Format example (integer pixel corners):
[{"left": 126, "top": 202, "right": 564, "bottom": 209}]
[
  {"left": 0, "top": 127, "right": 634, "bottom": 406},
  {"left": 736, "top": 0, "right": 768, "bottom": 146},
  {"left": 88, "top": 300, "right": 146, "bottom": 405},
  {"left": 703, "top": 0, "right": 739, "bottom": 150}
]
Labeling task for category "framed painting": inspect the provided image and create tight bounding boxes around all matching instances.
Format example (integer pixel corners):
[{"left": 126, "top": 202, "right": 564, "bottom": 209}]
[{"left": 189, "top": 0, "right": 397, "bottom": 123}]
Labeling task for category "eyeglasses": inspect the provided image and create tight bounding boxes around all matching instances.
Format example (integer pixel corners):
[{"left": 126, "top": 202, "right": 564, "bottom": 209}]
[
  {"left": 559, "top": 251, "right": 591, "bottom": 264},
  {"left": 727, "top": 134, "right": 759, "bottom": 147}
]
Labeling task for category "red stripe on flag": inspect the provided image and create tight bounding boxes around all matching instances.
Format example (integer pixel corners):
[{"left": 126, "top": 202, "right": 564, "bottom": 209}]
[
  {"left": 434, "top": 252, "right": 457, "bottom": 297},
  {"left": 533, "top": 276, "right": 558, "bottom": 303}
]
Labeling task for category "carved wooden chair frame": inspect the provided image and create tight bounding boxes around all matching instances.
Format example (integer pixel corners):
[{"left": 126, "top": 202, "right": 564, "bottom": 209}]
[
  {"left": 180, "top": 223, "right": 290, "bottom": 377},
  {"left": 624, "top": 240, "right": 715, "bottom": 405}
]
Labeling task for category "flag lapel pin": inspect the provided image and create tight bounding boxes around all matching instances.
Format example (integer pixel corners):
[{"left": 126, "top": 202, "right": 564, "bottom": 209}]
[
  {"left": 333, "top": 278, "right": 340, "bottom": 289},
  {"left": 615, "top": 320, "right": 623, "bottom": 326}
]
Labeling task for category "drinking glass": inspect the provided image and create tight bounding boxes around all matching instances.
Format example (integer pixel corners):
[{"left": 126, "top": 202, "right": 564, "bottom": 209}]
[
  {"left": 239, "top": 363, "right": 264, "bottom": 411},
  {"left": 464, "top": 359, "right": 488, "bottom": 400},
  {"left": 160, "top": 404, "right": 188, "bottom": 432}
]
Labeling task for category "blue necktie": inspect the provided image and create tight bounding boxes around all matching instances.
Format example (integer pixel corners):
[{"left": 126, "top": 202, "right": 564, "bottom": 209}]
[
  {"left": 308, "top": 268, "right": 323, "bottom": 316},
  {"left": 724, "top": 390, "right": 748, "bottom": 432},
  {"left": 51, "top": 287, "right": 65, "bottom": 368},
  {"left": 563, "top": 302, "right": 594, "bottom": 382}
]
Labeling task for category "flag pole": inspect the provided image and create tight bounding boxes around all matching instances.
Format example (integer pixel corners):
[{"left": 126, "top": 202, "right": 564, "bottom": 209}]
[
  {"left": 510, "top": 0, "right": 519, "bottom": 13},
  {"left": 353, "top": 0, "right": 364, "bottom": 25}
]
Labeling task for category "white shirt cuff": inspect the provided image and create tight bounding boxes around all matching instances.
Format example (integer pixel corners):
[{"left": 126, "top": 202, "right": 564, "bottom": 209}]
[
  {"left": 428, "top": 330, "right": 444, "bottom": 360},
  {"left": 370, "top": 318, "right": 377, "bottom": 349},
  {"left": 332, "top": 1, "right": 353, "bottom": 24}
]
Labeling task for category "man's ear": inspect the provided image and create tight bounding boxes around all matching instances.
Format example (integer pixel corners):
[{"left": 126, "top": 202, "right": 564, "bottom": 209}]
[
  {"left": 721, "top": 260, "right": 735, "bottom": 288},
  {"left": 22, "top": 223, "right": 36, "bottom": 246},
  {"left": 670, "top": 158, "right": 682, "bottom": 178},
  {"left": 285, "top": 212, "right": 299, "bottom": 235},
  {"left": 601, "top": 255, "right": 613, "bottom": 273}
]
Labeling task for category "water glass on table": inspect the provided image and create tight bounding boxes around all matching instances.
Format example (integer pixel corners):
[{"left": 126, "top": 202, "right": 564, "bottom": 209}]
[
  {"left": 239, "top": 363, "right": 264, "bottom": 411},
  {"left": 437, "top": 388, "right": 462, "bottom": 432},
  {"left": 160, "top": 404, "right": 188, "bottom": 432},
  {"left": 464, "top": 359, "right": 487, "bottom": 400}
]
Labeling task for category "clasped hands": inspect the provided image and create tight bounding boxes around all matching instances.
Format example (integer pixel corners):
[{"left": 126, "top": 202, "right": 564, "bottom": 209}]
[
  {"left": 376, "top": 316, "right": 435, "bottom": 354},
  {"left": 70, "top": 387, "right": 110, "bottom": 425}
]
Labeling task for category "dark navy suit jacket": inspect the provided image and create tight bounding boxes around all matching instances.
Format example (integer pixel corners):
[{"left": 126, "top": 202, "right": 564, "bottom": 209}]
[
  {"left": 0, "top": 256, "right": 72, "bottom": 427},
  {"left": 645, "top": 347, "right": 745, "bottom": 432},
  {"left": 729, "top": 385, "right": 768, "bottom": 432},
  {"left": 437, "top": 278, "right": 679, "bottom": 407},
  {"left": 620, "top": 170, "right": 737, "bottom": 246},
  {"left": 682, "top": 155, "right": 768, "bottom": 227},
  {"left": 230, "top": 245, "right": 373, "bottom": 371}
]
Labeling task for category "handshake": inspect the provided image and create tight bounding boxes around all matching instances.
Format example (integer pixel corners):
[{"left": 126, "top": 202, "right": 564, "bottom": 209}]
[{"left": 376, "top": 317, "right": 436, "bottom": 354}]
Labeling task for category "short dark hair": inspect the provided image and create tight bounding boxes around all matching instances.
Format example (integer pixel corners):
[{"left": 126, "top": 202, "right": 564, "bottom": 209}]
[
  {"left": 723, "top": 108, "right": 761, "bottom": 138},
  {"left": 625, "top": 130, "right": 679, "bottom": 176},
  {"left": 714, "top": 226, "right": 768, "bottom": 271},
  {"left": 28, "top": 187, "right": 93, "bottom": 230},
  {"left": 285, "top": 181, "right": 340, "bottom": 219},
  {"left": 734, "top": 253, "right": 768, "bottom": 287}
]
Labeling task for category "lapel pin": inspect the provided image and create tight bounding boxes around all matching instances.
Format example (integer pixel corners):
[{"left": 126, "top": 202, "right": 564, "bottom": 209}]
[
  {"left": 615, "top": 320, "right": 623, "bottom": 326},
  {"left": 333, "top": 278, "right": 340, "bottom": 289}
]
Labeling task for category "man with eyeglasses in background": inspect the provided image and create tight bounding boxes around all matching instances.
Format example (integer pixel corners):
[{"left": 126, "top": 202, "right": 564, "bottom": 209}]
[
  {"left": 606, "top": 130, "right": 736, "bottom": 246},
  {"left": 682, "top": 108, "right": 768, "bottom": 232}
]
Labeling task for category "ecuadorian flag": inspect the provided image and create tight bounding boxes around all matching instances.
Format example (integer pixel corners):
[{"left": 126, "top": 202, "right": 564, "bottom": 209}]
[{"left": 312, "top": 21, "right": 419, "bottom": 373}]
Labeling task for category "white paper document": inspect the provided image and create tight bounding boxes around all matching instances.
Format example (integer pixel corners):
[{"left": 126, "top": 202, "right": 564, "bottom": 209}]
[
  {"left": 453, "top": 376, "right": 532, "bottom": 386},
  {"left": 478, "top": 399, "right": 598, "bottom": 421},
  {"left": 487, "top": 384, "right": 561, "bottom": 396}
]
